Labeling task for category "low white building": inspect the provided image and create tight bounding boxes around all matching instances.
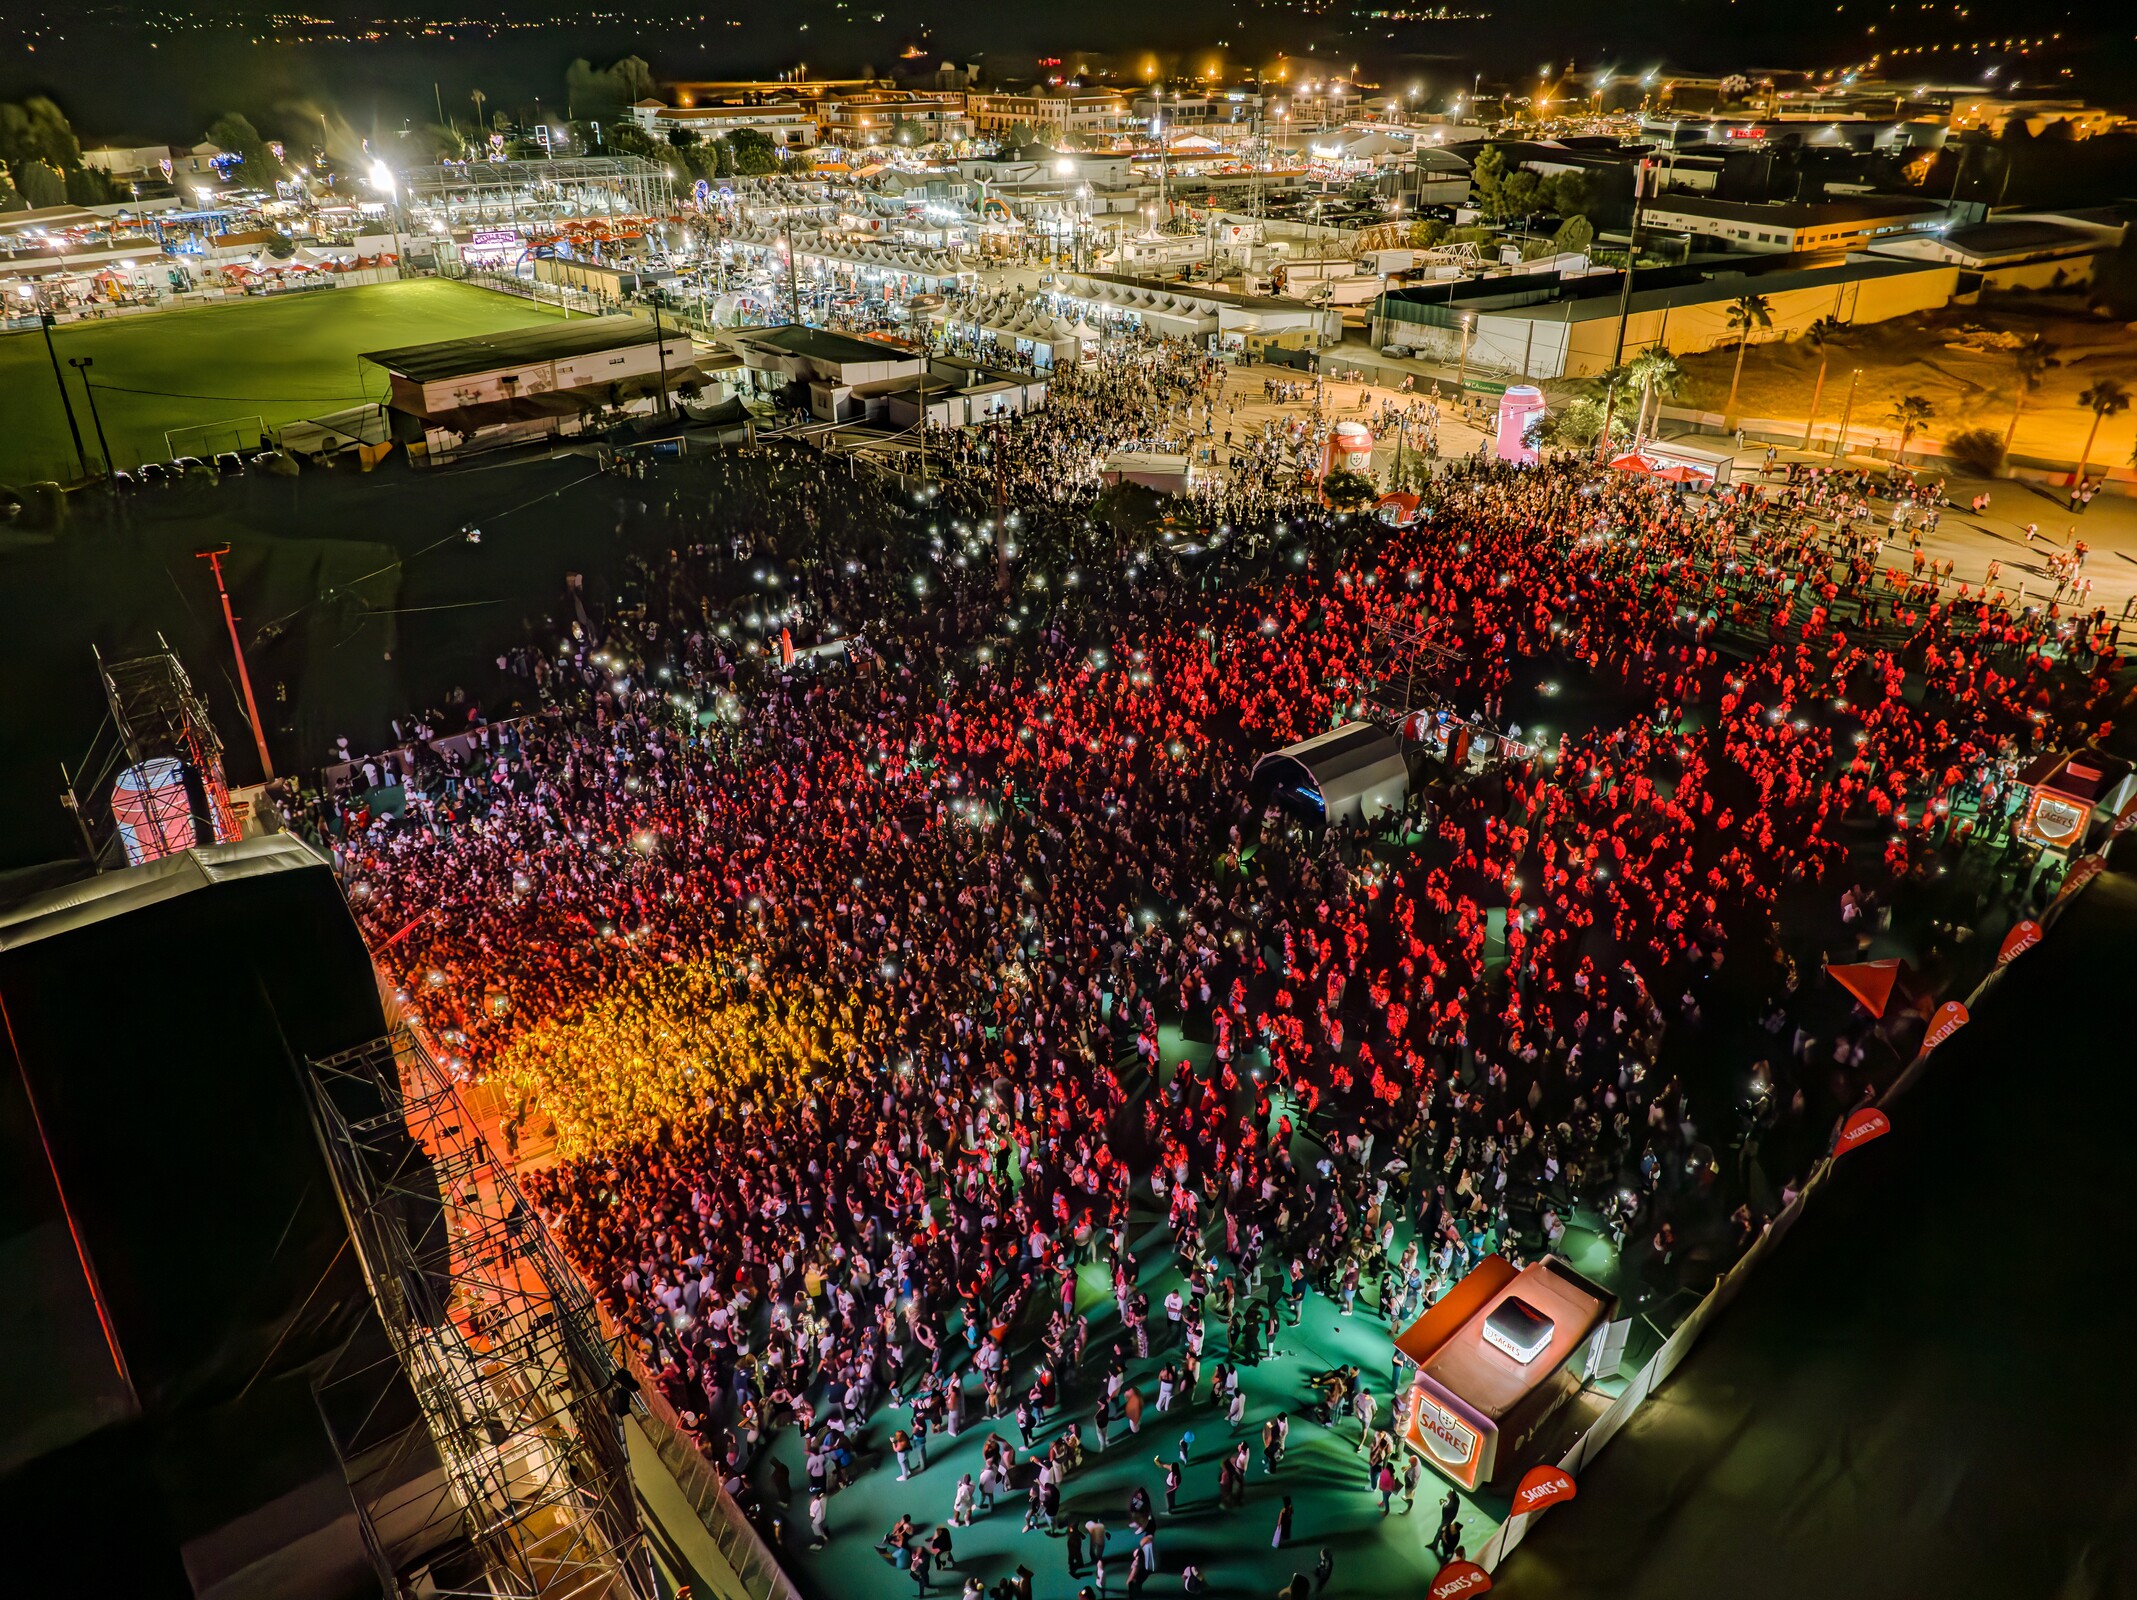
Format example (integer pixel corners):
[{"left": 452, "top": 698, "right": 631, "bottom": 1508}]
[
  {"left": 1639, "top": 194, "right": 1950, "bottom": 255},
  {"left": 362, "top": 316, "right": 699, "bottom": 463},
  {"left": 628, "top": 100, "right": 818, "bottom": 150}
]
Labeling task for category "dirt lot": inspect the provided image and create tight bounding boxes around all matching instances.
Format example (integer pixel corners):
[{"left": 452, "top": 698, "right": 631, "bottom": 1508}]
[{"left": 1672, "top": 293, "right": 2137, "bottom": 471}]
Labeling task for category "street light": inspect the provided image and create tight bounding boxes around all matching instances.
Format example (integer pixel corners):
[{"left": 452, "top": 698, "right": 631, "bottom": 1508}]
[
  {"left": 370, "top": 160, "right": 405, "bottom": 280},
  {"left": 20, "top": 283, "right": 89, "bottom": 481},
  {"left": 67, "top": 356, "right": 116, "bottom": 484}
]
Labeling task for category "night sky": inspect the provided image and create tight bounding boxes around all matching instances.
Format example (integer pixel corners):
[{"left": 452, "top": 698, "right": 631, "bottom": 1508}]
[{"left": 0, "top": 0, "right": 2123, "bottom": 146}]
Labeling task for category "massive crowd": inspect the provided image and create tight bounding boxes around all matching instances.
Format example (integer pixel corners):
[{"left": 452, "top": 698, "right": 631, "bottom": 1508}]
[{"left": 330, "top": 358, "right": 2124, "bottom": 1595}]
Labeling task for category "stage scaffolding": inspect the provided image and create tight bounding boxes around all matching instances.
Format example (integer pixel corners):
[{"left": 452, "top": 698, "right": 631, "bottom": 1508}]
[
  {"left": 401, "top": 157, "right": 668, "bottom": 229},
  {"left": 302, "top": 1026, "right": 656, "bottom": 1600},
  {"left": 1356, "top": 599, "right": 1466, "bottom": 727},
  {"left": 64, "top": 638, "right": 243, "bottom": 865}
]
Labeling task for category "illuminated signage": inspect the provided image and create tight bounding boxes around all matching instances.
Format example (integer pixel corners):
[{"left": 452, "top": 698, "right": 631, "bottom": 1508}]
[
  {"left": 1482, "top": 1297, "right": 1556, "bottom": 1365},
  {"left": 1408, "top": 1388, "right": 1484, "bottom": 1486},
  {"left": 2019, "top": 790, "right": 2088, "bottom": 850}
]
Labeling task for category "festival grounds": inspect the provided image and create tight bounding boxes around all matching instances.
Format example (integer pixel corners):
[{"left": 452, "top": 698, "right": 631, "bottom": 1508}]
[{"left": 0, "top": 278, "right": 561, "bottom": 484}]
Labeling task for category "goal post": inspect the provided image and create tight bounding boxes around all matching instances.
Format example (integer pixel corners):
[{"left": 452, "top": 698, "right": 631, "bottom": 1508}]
[{"left": 162, "top": 415, "right": 269, "bottom": 462}]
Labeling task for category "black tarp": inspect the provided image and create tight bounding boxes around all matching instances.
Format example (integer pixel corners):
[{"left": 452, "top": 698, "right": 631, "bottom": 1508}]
[
  {"left": 0, "top": 836, "right": 438, "bottom": 1598},
  {"left": 1493, "top": 852, "right": 2137, "bottom": 1600}
]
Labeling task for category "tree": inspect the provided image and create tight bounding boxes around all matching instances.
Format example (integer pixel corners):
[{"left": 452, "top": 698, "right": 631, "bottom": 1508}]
[
  {"left": 1321, "top": 469, "right": 1378, "bottom": 510},
  {"left": 14, "top": 158, "right": 63, "bottom": 209},
  {"left": 1944, "top": 427, "right": 2006, "bottom": 477},
  {"left": 416, "top": 122, "right": 467, "bottom": 162},
  {"left": 0, "top": 170, "right": 22, "bottom": 212},
  {"left": 602, "top": 121, "right": 660, "bottom": 160},
  {"left": 0, "top": 96, "right": 83, "bottom": 175},
  {"left": 726, "top": 127, "right": 780, "bottom": 174},
  {"left": 1798, "top": 317, "right": 1846, "bottom": 450},
  {"left": 205, "top": 113, "right": 280, "bottom": 183},
  {"left": 65, "top": 164, "right": 119, "bottom": 205},
  {"left": 2074, "top": 378, "right": 2130, "bottom": 482},
  {"left": 1527, "top": 395, "right": 1629, "bottom": 451},
  {"left": 1551, "top": 214, "right": 1593, "bottom": 256},
  {"left": 565, "top": 55, "right": 656, "bottom": 120},
  {"left": 1720, "top": 292, "right": 1774, "bottom": 431},
  {"left": 1623, "top": 345, "right": 1683, "bottom": 442},
  {"left": 1470, "top": 144, "right": 1541, "bottom": 222},
  {"left": 2002, "top": 336, "right": 2059, "bottom": 459},
  {"left": 1887, "top": 394, "right": 1934, "bottom": 461}
]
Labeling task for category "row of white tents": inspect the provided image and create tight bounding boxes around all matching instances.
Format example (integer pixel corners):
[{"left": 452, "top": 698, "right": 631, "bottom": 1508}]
[{"left": 942, "top": 290, "right": 1092, "bottom": 367}]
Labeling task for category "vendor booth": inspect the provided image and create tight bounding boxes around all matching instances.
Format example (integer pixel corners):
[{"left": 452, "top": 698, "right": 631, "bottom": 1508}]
[
  {"left": 1610, "top": 437, "right": 1733, "bottom": 488},
  {"left": 1251, "top": 722, "right": 1409, "bottom": 828},
  {"left": 2013, "top": 751, "right": 2136, "bottom": 855},
  {"left": 1393, "top": 1255, "right": 1615, "bottom": 1491}
]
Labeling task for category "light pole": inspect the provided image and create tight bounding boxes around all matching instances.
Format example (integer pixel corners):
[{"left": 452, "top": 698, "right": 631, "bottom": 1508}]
[
  {"left": 1455, "top": 312, "right": 1475, "bottom": 393},
  {"left": 67, "top": 356, "right": 116, "bottom": 482},
  {"left": 20, "top": 284, "right": 89, "bottom": 481},
  {"left": 1833, "top": 367, "right": 1862, "bottom": 461},
  {"left": 1598, "top": 158, "right": 1652, "bottom": 451},
  {"left": 370, "top": 160, "right": 404, "bottom": 279}
]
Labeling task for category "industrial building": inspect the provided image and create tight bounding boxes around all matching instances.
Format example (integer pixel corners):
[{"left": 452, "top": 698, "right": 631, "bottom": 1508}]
[{"left": 1374, "top": 254, "right": 1961, "bottom": 381}]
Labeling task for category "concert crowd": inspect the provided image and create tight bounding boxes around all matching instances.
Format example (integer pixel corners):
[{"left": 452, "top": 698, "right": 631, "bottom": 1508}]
[{"left": 330, "top": 349, "right": 2125, "bottom": 1595}]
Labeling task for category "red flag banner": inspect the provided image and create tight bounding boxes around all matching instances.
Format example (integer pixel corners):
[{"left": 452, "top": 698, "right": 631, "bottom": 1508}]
[
  {"left": 1997, "top": 920, "right": 2042, "bottom": 964},
  {"left": 1835, "top": 1106, "right": 1890, "bottom": 1157},
  {"left": 2056, "top": 854, "right": 2106, "bottom": 904},
  {"left": 1921, "top": 1000, "right": 1969, "bottom": 1054},
  {"left": 1826, "top": 959, "right": 1904, "bottom": 1018},
  {"left": 1428, "top": 1561, "right": 1494, "bottom": 1600},
  {"left": 1512, "top": 1465, "right": 1577, "bottom": 1517}
]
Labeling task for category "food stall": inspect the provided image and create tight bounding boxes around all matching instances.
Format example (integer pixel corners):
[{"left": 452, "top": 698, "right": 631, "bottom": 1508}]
[{"left": 1393, "top": 1255, "right": 1615, "bottom": 1491}]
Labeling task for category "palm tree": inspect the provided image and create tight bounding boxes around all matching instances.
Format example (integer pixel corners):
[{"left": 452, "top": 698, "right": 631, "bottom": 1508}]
[
  {"left": 2001, "top": 336, "right": 2060, "bottom": 460},
  {"left": 1799, "top": 318, "right": 1845, "bottom": 450},
  {"left": 1721, "top": 293, "right": 1775, "bottom": 432},
  {"left": 1624, "top": 346, "right": 1682, "bottom": 443},
  {"left": 1888, "top": 394, "right": 1934, "bottom": 462},
  {"left": 2075, "top": 378, "right": 2131, "bottom": 484}
]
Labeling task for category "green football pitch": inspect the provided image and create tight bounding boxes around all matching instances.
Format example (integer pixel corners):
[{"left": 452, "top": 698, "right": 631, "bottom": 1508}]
[{"left": 0, "top": 278, "right": 564, "bottom": 485}]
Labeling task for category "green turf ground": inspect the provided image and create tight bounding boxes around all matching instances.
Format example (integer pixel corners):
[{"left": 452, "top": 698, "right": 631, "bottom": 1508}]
[{"left": 0, "top": 279, "right": 564, "bottom": 485}]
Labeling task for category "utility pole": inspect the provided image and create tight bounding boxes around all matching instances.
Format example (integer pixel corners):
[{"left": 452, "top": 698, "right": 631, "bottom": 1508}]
[
  {"left": 650, "top": 304, "right": 672, "bottom": 417},
  {"left": 782, "top": 210, "right": 802, "bottom": 325},
  {"left": 1597, "top": 158, "right": 1650, "bottom": 452},
  {"left": 67, "top": 357, "right": 115, "bottom": 483},
  {"left": 196, "top": 545, "right": 275, "bottom": 782},
  {"left": 1833, "top": 367, "right": 1862, "bottom": 462},
  {"left": 22, "top": 291, "right": 89, "bottom": 481}
]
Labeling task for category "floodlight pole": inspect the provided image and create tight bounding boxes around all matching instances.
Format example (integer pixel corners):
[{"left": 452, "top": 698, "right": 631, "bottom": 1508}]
[
  {"left": 29, "top": 299, "right": 91, "bottom": 481},
  {"left": 197, "top": 545, "right": 276, "bottom": 781},
  {"left": 1598, "top": 159, "right": 1650, "bottom": 454}
]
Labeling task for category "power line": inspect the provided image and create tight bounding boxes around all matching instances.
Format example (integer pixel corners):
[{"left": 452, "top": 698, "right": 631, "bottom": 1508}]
[{"left": 86, "top": 379, "right": 388, "bottom": 405}]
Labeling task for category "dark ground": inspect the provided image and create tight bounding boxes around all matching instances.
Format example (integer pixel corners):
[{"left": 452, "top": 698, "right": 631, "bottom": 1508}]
[
  {"left": 1491, "top": 837, "right": 2137, "bottom": 1600},
  {"left": 0, "top": 452, "right": 627, "bottom": 869}
]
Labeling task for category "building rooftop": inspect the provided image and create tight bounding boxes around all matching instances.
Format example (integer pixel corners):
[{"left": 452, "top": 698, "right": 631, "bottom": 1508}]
[
  {"left": 736, "top": 324, "right": 925, "bottom": 364},
  {"left": 360, "top": 317, "right": 670, "bottom": 384},
  {"left": 1641, "top": 194, "right": 1950, "bottom": 227},
  {"left": 1070, "top": 270, "right": 1312, "bottom": 314}
]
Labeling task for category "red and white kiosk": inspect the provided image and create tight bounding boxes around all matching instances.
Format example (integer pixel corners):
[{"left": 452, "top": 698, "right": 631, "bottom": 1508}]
[{"left": 1393, "top": 1255, "right": 1615, "bottom": 1491}]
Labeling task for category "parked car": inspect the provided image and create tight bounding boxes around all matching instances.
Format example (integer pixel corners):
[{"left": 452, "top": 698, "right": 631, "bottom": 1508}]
[
  {"left": 213, "top": 451, "right": 245, "bottom": 477},
  {"left": 136, "top": 461, "right": 175, "bottom": 486}
]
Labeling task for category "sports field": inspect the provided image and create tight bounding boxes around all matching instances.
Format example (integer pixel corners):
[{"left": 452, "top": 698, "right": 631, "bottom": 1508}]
[{"left": 0, "top": 279, "right": 564, "bottom": 485}]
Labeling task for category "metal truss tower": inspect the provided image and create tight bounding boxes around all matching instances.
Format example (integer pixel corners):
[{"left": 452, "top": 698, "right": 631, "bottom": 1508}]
[
  {"left": 86, "top": 638, "right": 243, "bottom": 859},
  {"left": 400, "top": 157, "right": 668, "bottom": 229},
  {"left": 301, "top": 1027, "right": 656, "bottom": 1600}
]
